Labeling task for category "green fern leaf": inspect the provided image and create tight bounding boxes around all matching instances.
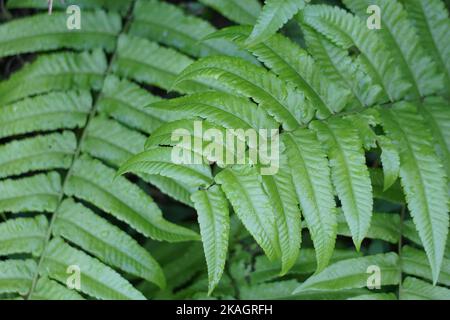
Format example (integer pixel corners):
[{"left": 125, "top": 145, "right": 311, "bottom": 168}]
[
  {"left": 402, "top": 0, "right": 450, "bottom": 96},
  {"left": 0, "top": 216, "right": 47, "bottom": 256},
  {"left": 98, "top": 75, "right": 163, "bottom": 134},
  {"left": 0, "top": 50, "right": 106, "bottom": 105},
  {"left": 301, "top": 25, "right": 383, "bottom": 108},
  {"left": 246, "top": 0, "right": 306, "bottom": 46},
  {"left": 53, "top": 198, "right": 165, "bottom": 288},
  {"left": 118, "top": 147, "right": 213, "bottom": 189},
  {"left": 311, "top": 118, "right": 373, "bottom": 250},
  {"left": 130, "top": 0, "right": 253, "bottom": 61},
  {"left": 400, "top": 277, "right": 450, "bottom": 300},
  {"left": 0, "top": 11, "right": 121, "bottom": 58},
  {"left": 0, "top": 260, "right": 36, "bottom": 295},
  {"left": 337, "top": 212, "right": 400, "bottom": 244},
  {"left": 175, "top": 56, "right": 307, "bottom": 130},
  {"left": 283, "top": 129, "right": 337, "bottom": 272},
  {"left": 261, "top": 155, "right": 302, "bottom": 275},
  {"left": 377, "top": 136, "right": 400, "bottom": 191},
  {"left": 293, "top": 253, "right": 400, "bottom": 293},
  {"left": 380, "top": 102, "right": 449, "bottom": 283},
  {"left": 300, "top": 5, "right": 410, "bottom": 102},
  {"left": 215, "top": 166, "right": 281, "bottom": 261},
  {"left": 112, "top": 35, "right": 209, "bottom": 93},
  {"left": 148, "top": 91, "right": 279, "bottom": 131},
  {"left": 40, "top": 238, "right": 146, "bottom": 300},
  {"left": 0, "top": 172, "right": 61, "bottom": 214},
  {"left": 402, "top": 246, "right": 450, "bottom": 286},
  {"left": 29, "top": 277, "right": 84, "bottom": 300},
  {"left": 0, "top": 132, "right": 76, "bottom": 178},
  {"left": 0, "top": 91, "right": 91, "bottom": 139},
  {"left": 65, "top": 155, "right": 199, "bottom": 242},
  {"left": 191, "top": 186, "right": 230, "bottom": 295},
  {"left": 344, "top": 0, "right": 443, "bottom": 98}
]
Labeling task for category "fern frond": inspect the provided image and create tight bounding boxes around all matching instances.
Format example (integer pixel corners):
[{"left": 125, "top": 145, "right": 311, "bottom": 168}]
[
  {"left": 344, "top": 0, "right": 443, "bottom": 98},
  {"left": 40, "top": 238, "right": 145, "bottom": 300},
  {"left": 0, "top": 260, "right": 36, "bottom": 295},
  {"left": 98, "top": 75, "right": 163, "bottom": 134},
  {"left": 293, "top": 253, "right": 400, "bottom": 293},
  {"left": 175, "top": 56, "right": 309, "bottom": 130},
  {"left": 199, "top": 0, "right": 261, "bottom": 25},
  {"left": 53, "top": 198, "right": 165, "bottom": 287},
  {"left": 380, "top": 102, "right": 449, "bottom": 283},
  {"left": 283, "top": 129, "right": 337, "bottom": 272},
  {"left": 400, "top": 277, "right": 450, "bottom": 300},
  {"left": 29, "top": 277, "right": 84, "bottom": 300},
  {"left": 7, "top": 0, "right": 133, "bottom": 13},
  {"left": 118, "top": 146, "right": 213, "bottom": 189},
  {"left": 0, "top": 132, "right": 76, "bottom": 178},
  {"left": 130, "top": 0, "right": 253, "bottom": 61},
  {"left": 377, "top": 136, "right": 401, "bottom": 191},
  {"left": 251, "top": 249, "right": 360, "bottom": 285},
  {"left": 261, "top": 155, "right": 302, "bottom": 275},
  {"left": 0, "top": 172, "right": 61, "bottom": 214},
  {"left": 301, "top": 26, "right": 383, "bottom": 108},
  {"left": 0, "top": 216, "right": 47, "bottom": 256},
  {"left": 299, "top": 5, "right": 410, "bottom": 102},
  {"left": 402, "top": 0, "right": 450, "bottom": 96},
  {"left": 148, "top": 91, "right": 279, "bottom": 131},
  {"left": 208, "top": 26, "right": 348, "bottom": 117},
  {"left": 112, "top": 35, "right": 208, "bottom": 93},
  {"left": 65, "top": 155, "right": 199, "bottom": 242},
  {"left": 215, "top": 166, "right": 281, "bottom": 260},
  {"left": 0, "top": 50, "right": 106, "bottom": 105},
  {"left": 191, "top": 186, "right": 230, "bottom": 295},
  {"left": 401, "top": 246, "right": 450, "bottom": 286},
  {"left": 337, "top": 212, "right": 400, "bottom": 244},
  {"left": 0, "top": 91, "right": 91, "bottom": 139},
  {"left": 0, "top": 11, "right": 121, "bottom": 58},
  {"left": 246, "top": 0, "right": 306, "bottom": 46},
  {"left": 418, "top": 97, "right": 450, "bottom": 187},
  {"left": 311, "top": 118, "right": 373, "bottom": 250}
]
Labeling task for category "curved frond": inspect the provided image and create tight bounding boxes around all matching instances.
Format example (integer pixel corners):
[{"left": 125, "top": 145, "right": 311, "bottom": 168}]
[
  {"left": 40, "top": 238, "right": 146, "bottom": 300},
  {"left": 283, "top": 129, "right": 337, "bottom": 272},
  {"left": 130, "top": 0, "right": 254, "bottom": 61},
  {"left": 65, "top": 155, "right": 199, "bottom": 242},
  {"left": 402, "top": 0, "right": 450, "bottom": 96},
  {"left": 0, "top": 216, "right": 47, "bottom": 256},
  {"left": 112, "top": 35, "right": 209, "bottom": 93},
  {"left": 215, "top": 166, "right": 281, "bottom": 260},
  {"left": 0, "top": 132, "right": 76, "bottom": 178},
  {"left": 246, "top": 0, "right": 306, "bottom": 45},
  {"left": 0, "top": 172, "right": 61, "bottom": 214},
  {"left": 53, "top": 198, "right": 165, "bottom": 288},
  {"left": 0, "top": 50, "right": 106, "bottom": 105},
  {"left": 344, "top": 0, "right": 443, "bottom": 98},
  {"left": 0, "top": 11, "right": 121, "bottom": 58},
  {"left": 311, "top": 118, "right": 373, "bottom": 250},
  {"left": 191, "top": 186, "right": 230, "bottom": 295},
  {"left": 299, "top": 5, "right": 410, "bottom": 102},
  {"left": 294, "top": 253, "right": 400, "bottom": 293},
  {"left": 381, "top": 102, "right": 449, "bottom": 283},
  {"left": 400, "top": 277, "right": 450, "bottom": 300},
  {"left": 175, "top": 56, "right": 308, "bottom": 130}
]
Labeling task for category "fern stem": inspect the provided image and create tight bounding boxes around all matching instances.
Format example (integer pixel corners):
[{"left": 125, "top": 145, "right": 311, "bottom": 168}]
[{"left": 26, "top": 1, "right": 137, "bottom": 299}]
